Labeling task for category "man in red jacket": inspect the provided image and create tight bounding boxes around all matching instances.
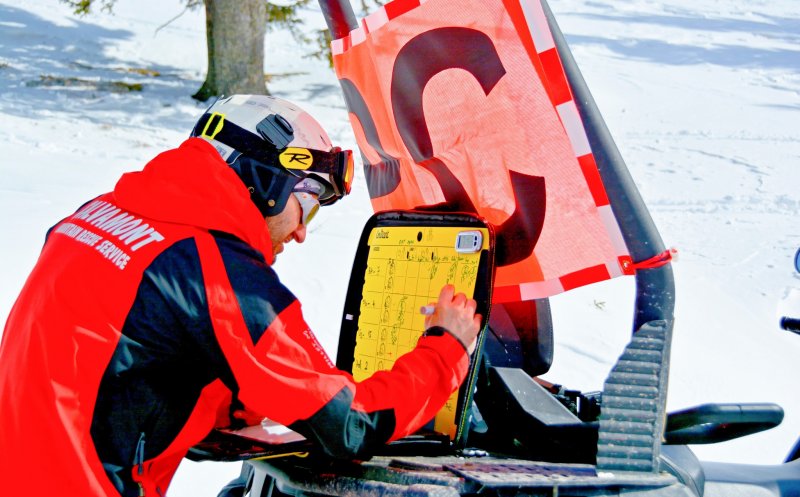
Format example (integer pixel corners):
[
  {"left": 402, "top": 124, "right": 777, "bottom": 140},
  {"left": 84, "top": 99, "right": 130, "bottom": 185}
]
[{"left": 0, "top": 95, "right": 480, "bottom": 497}]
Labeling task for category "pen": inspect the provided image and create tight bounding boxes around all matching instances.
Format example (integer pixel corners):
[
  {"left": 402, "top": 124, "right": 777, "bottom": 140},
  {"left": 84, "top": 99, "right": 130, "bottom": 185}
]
[{"left": 419, "top": 305, "right": 435, "bottom": 315}]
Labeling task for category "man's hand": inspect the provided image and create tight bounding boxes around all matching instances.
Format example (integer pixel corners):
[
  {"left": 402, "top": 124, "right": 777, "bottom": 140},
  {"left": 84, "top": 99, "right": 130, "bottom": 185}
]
[{"left": 424, "top": 284, "right": 482, "bottom": 354}]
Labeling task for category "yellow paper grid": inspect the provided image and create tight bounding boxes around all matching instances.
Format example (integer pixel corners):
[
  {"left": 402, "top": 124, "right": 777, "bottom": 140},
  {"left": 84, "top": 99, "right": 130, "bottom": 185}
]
[{"left": 352, "top": 225, "right": 489, "bottom": 438}]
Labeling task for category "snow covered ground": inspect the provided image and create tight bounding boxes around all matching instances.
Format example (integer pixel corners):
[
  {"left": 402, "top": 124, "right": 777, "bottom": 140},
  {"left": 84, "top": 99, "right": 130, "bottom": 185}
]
[{"left": 0, "top": 0, "right": 798, "bottom": 494}]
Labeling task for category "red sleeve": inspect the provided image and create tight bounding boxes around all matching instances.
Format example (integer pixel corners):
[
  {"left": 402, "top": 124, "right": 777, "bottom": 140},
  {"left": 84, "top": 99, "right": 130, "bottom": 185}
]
[
  {"left": 351, "top": 332, "right": 469, "bottom": 440},
  {"left": 215, "top": 296, "right": 468, "bottom": 441},
  {"left": 195, "top": 232, "right": 469, "bottom": 456}
]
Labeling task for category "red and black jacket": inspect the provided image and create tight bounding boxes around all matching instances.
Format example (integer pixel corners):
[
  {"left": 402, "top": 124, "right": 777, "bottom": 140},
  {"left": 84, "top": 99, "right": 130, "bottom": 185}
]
[{"left": 0, "top": 138, "right": 469, "bottom": 497}]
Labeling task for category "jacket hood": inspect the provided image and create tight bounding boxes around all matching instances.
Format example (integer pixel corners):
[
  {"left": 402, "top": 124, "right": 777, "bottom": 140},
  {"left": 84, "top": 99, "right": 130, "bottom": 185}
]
[{"left": 112, "top": 138, "right": 274, "bottom": 264}]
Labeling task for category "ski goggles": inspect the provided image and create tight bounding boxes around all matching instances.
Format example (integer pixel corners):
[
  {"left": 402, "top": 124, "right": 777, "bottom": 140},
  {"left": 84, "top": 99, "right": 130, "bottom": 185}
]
[
  {"left": 194, "top": 112, "right": 354, "bottom": 206},
  {"left": 280, "top": 146, "right": 354, "bottom": 206},
  {"left": 292, "top": 178, "right": 323, "bottom": 226}
]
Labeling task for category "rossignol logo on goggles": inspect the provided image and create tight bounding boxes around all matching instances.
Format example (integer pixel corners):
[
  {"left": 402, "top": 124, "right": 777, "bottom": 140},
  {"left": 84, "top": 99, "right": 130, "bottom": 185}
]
[{"left": 279, "top": 147, "right": 313, "bottom": 170}]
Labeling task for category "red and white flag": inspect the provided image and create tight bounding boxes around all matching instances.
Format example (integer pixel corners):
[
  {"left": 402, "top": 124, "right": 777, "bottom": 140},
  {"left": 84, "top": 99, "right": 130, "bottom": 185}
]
[{"left": 332, "top": 0, "right": 633, "bottom": 302}]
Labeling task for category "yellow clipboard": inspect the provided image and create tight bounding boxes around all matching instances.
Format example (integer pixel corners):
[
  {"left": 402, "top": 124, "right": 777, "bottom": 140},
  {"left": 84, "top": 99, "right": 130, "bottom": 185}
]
[{"left": 337, "top": 211, "right": 495, "bottom": 447}]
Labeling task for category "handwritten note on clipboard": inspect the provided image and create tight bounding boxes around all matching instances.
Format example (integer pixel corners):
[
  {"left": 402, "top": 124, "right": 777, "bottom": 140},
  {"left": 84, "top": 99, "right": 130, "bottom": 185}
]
[{"left": 350, "top": 224, "right": 490, "bottom": 438}]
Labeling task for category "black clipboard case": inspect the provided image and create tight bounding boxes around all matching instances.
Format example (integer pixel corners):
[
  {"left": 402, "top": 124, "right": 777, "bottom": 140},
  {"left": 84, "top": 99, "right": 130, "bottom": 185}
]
[{"left": 336, "top": 210, "right": 495, "bottom": 449}]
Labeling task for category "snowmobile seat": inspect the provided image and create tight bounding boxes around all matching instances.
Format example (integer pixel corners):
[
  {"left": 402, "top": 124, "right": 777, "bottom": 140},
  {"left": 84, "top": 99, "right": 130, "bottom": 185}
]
[{"left": 484, "top": 299, "right": 554, "bottom": 377}]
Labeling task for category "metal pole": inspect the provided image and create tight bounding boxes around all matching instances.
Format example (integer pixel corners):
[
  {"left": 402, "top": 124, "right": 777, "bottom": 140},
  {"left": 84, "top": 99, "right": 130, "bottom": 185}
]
[
  {"left": 541, "top": 0, "right": 675, "bottom": 473},
  {"left": 317, "top": 0, "right": 358, "bottom": 40},
  {"left": 541, "top": 0, "right": 675, "bottom": 330}
]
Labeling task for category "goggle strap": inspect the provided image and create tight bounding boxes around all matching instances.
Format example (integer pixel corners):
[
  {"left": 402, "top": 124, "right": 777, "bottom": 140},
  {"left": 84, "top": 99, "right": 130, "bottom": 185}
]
[
  {"left": 194, "top": 112, "right": 281, "bottom": 166},
  {"left": 194, "top": 112, "right": 352, "bottom": 203}
]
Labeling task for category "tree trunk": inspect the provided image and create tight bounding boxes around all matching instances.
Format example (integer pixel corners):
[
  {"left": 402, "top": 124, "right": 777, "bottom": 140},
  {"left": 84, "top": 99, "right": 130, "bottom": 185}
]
[{"left": 193, "top": 0, "right": 268, "bottom": 101}]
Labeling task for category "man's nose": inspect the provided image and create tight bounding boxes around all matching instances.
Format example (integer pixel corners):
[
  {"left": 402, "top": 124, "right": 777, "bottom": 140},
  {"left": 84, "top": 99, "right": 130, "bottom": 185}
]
[{"left": 292, "top": 224, "right": 308, "bottom": 244}]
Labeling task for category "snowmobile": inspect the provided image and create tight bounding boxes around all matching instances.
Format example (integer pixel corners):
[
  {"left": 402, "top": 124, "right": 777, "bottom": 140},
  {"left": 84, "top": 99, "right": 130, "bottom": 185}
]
[
  {"left": 188, "top": 229, "right": 800, "bottom": 497},
  {"left": 188, "top": 0, "right": 800, "bottom": 495}
]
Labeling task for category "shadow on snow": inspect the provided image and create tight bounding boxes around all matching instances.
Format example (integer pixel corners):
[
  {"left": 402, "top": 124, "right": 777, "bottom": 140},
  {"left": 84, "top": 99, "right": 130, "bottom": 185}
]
[{"left": 0, "top": 4, "right": 202, "bottom": 131}]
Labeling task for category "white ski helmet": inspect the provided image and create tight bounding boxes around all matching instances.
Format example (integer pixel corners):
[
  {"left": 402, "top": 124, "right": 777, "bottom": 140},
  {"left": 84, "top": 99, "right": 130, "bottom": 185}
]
[{"left": 191, "top": 94, "right": 353, "bottom": 217}]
